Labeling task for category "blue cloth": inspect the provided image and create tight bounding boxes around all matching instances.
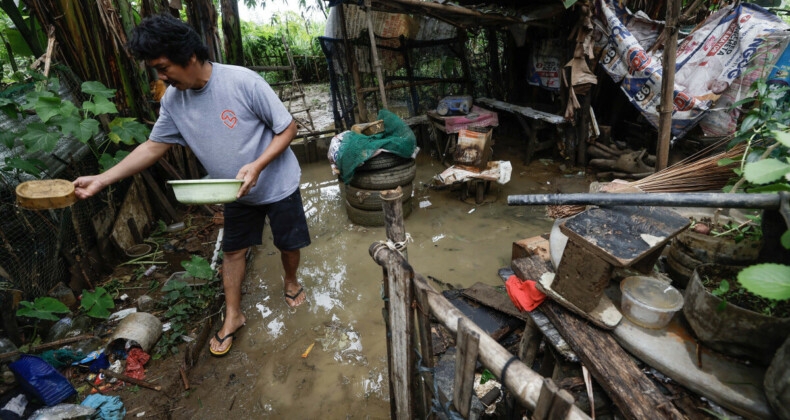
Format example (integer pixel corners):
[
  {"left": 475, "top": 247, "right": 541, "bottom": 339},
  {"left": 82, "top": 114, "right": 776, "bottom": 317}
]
[
  {"left": 81, "top": 395, "right": 125, "bottom": 420},
  {"left": 88, "top": 353, "right": 110, "bottom": 373}
]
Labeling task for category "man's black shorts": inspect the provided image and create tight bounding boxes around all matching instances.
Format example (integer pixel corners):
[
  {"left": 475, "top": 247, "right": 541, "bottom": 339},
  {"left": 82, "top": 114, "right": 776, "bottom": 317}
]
[{"left": 223, "top": 188, "right": 311, "bottom": 252}]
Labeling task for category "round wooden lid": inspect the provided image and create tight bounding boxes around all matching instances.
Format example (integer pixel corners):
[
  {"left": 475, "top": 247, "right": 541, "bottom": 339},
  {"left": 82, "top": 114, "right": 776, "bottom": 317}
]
[{"left": 16, "top": 179, "right": 77, "bottom": 210}]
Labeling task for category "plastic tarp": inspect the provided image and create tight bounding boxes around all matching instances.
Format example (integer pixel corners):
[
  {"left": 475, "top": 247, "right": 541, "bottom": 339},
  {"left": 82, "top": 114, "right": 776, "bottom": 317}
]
[{"left": 594, "top": 0, "right": 790, "bottom": 138}]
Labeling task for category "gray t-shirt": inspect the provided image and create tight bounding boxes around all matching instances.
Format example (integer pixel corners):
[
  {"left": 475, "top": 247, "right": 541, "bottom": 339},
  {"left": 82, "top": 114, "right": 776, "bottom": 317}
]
[{"left": 149, "top": 62, "right": 298, "bottom": 205}]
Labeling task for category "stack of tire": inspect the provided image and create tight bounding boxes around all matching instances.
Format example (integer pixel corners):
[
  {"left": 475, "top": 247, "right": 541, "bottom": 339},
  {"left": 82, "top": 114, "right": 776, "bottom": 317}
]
[{"left": 344, "top": 153, "right": 417, "bottom": 227}]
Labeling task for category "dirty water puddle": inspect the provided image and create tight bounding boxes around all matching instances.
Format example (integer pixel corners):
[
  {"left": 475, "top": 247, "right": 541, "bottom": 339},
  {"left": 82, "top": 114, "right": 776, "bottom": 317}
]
[{"left": 179, "top": 155, "right": 581, "bottom": 418}]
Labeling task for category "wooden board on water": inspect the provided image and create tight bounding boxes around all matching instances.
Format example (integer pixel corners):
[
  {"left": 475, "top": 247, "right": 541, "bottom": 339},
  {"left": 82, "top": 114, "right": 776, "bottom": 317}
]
[{"left": 16, "top": 179, "right": 76, "bottom": 209}]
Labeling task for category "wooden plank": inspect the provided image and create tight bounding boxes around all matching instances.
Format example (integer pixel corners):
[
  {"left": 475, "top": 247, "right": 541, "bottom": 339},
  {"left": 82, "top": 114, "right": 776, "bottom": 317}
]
[
  {"left": 381, "top": 187, "right": 414, "bottom": 420},
  {"left": 512, "top": 235, "right": 551, "bottom": 262},
  {"left": 533, "top": 378, "right": 559, "bottom": 420},
  {"left": 462, "top": 282, "right": 526, "bottom": 321},
  {"left": 543, "top": 301, "right": 685, "bottom": 420},
  {"left": 518, "top": 316, "right": 541, "bottom": 367},
  {"left": 453, "top": 318, "right": 480, "bottom": 418},
  {"left": 415, "top": 286, "right": 435, "bottom": 417},
  {"left": 476, "top": 97, "right": 566, "bottom": 125}
]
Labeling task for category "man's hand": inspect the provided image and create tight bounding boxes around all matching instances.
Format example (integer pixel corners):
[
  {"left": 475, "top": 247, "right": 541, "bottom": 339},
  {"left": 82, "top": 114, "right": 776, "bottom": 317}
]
[
  {"left": 236, "top": 162, "right": 261, "bottom": 198},
  {"left": 73, "top": 175, "right": 108, "bottom": 199}
]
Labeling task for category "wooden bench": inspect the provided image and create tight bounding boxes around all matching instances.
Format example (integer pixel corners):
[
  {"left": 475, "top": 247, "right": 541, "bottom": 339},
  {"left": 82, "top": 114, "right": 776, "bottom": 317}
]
[{"left": 476, "top": 97, "right": 568, "bottom": 163}]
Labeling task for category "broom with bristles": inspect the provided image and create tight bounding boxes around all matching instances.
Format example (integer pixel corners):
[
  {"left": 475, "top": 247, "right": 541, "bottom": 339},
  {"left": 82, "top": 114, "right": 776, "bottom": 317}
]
[{"left": 547, "top": 136, "right": 744, "bottom": 219}]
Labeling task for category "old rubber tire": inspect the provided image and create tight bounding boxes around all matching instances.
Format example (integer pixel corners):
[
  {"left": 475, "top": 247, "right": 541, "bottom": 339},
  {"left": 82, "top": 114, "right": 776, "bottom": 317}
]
[
  {"left": 357, "top": 153, "right": 410, "bottom": 172},
  {"left": 350, "top": 160, "right": 417, "bottom": 190},
  {"left": 346, "top": 183, "right": 413, "bottom": 211},
  {"left": 345, "top": 198, "right": 412, "bottom": 227}
]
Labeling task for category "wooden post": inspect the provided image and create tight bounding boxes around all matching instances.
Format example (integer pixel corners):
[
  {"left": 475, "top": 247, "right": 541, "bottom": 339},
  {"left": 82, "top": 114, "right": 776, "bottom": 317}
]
[
  {"left": 486, "top": 28, "right": 502, "bottom": 99},
  {"left": 363, "top": 0, "right": 389, "bottom": 109},
  {"left": 577, "top": 92, "right": 592, "bottom": 168},
  {"left": 454, "top": 318, "right": 480, "bottom": 417},
  {"left": 656, "top": 0, "right": 681, "bottom": 171},
  {"left": 337, "top": 4, "right": 368, "bottom": 122},
  {"left": 518, "top": 317, "right": 541, "bottom": 367},
  {"left": 458, "top": 31, "right": 474, "bottom": 95},
  {"left": 400, "top": 35, "right": 420, "bottom": 116},
  {"left": 379, "top": 186, "right": 414, "bottom": 419}
]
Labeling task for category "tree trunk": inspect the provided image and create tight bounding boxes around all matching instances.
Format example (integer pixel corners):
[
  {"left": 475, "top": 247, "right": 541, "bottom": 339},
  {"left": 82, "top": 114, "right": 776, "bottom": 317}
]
[
  {"left": 220, "top": 0, "right": 243, "bottom": 65},
  {"left": 185, "top": 0, "right": 222, "bottom": 63},
  {"left": 140, "top": 0, "right": 171, "bottom": 17}
]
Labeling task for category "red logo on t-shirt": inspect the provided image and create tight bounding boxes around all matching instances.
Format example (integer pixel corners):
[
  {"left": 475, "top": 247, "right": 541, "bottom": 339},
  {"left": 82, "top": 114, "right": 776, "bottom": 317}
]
[{"left": 221, "top": 110, "right": 237, "bottom": 129}]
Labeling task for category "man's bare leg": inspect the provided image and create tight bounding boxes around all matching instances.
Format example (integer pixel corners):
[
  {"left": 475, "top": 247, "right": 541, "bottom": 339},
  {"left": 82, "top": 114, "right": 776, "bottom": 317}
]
[
  {"left": 210, "top": 248, "right": 247, "bottom": 353},
  {"left": 282, "top": 249, "right": 306, "bottom": 307}
]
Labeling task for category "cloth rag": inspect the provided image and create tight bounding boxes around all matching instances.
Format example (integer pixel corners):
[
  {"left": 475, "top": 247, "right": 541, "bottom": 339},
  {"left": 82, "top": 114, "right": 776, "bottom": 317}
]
[
  {"left": 81, "top": 394, "right": 125, "bottom": 420},
  {"left": 39, "top": 350, "right": 85, "bottom": 369},
  {"left": 505, "top": 275, "right": 546, "bottom": 312},
  {"left": 124, "top": 348, "right": 150, "bottom": 381}
]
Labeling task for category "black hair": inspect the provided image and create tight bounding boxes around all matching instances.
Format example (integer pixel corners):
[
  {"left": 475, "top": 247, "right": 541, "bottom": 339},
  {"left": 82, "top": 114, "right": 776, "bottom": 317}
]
[{"left": 127, "top": 14, "right": 209, "bottom": 67}]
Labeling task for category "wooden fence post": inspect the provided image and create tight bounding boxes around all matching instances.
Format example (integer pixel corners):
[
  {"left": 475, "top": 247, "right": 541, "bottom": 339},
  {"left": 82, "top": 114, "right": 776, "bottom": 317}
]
[
  {"left": 454, "top": 318, "right": 480, "bottom": 417},
  {"left": 415, "top": 286, "right": 436, "bottom": 417},
  {"left": 380, "top": 186, "right": 414, "bottom": 419}
]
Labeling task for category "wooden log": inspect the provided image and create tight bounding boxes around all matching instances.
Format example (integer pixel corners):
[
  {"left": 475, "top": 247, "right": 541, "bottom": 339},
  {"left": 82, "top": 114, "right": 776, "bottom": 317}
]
[
  {"left": 99, "top": 369, "right": 161, "bottom": 391},
  {"left": 368, "top": 244, "right": 590, "bottom": 420},
  {"left": 381, "top": 187, "right": 408, "bottom": 256},
  {"left": 453, "top": 318, "right": 480, "bottom": 417},
  {"left": 542, "top": 301, "right": 684, "bottom": 419},
  {"left": 656, "top": 0, "right": 680, "bottom": 171}
]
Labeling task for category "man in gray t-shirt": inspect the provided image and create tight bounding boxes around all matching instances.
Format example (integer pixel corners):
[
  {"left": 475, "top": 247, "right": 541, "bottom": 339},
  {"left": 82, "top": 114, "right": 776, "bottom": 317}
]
[{"left": 72, "top": 15, "right": 310, "bottom": 357}]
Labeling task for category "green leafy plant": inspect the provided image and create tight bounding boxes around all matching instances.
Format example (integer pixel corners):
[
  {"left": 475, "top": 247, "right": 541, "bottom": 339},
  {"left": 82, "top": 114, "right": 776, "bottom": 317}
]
[
  {"left": 155, "top": 255, "right": 219, "bottom": 357},
  {"left": 722, "top": 59, "right": 790, "bottom": 306},
  {"left": 80, "top": 287, "right": 115, "bottom": 318},
  {"left": 16, "top": 297, "right": 69, "bottom": 321},
  {"left": 1, "top": 73, "right": 149, "bottom": 178}
]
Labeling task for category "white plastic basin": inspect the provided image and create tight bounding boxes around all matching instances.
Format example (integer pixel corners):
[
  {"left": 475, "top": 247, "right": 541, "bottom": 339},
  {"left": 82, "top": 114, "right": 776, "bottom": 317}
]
[
  {"left": 167, "top": 179, "right": 242, "bottom": 204},
  {"left": 620, "top": 276, "right": 684, "bottom": 329}
]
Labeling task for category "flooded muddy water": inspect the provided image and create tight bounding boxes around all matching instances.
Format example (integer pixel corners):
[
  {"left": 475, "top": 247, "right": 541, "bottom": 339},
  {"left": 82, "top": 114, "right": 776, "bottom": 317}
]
[{"left": 179, "top": 153, "right": 587, "bottom": 419}]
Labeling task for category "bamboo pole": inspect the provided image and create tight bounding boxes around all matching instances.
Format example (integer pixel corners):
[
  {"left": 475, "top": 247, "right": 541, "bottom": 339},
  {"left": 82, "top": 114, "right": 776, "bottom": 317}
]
[
  {"left": 337, "top": 4, "right": 368, "bottom": 123},
  {"left": 369, "top": 244, "right": 590, "bottom": 420},
  {"left": 363, "top": 0, "right": 388, "bottom": 109},
  {"left": 656, "top": 0, "right": 681, "bottom": 171}
]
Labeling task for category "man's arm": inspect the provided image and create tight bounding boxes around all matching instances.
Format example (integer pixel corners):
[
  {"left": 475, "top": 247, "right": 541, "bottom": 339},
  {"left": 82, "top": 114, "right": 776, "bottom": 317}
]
[
  {"left": 73, "top": 140, "right": 173, "bottom": 199},
  {"left": 235, "top": 119, "right": 298, "bottom": 198}
]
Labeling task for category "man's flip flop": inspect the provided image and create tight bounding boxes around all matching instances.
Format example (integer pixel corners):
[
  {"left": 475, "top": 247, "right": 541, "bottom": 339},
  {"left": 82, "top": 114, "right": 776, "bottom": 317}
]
[
  {"left": 284, "top": 287, "right": 304, "bottom": 307},
  {"left": 209, "top": 332, "right": 235, "bottom": 357}
]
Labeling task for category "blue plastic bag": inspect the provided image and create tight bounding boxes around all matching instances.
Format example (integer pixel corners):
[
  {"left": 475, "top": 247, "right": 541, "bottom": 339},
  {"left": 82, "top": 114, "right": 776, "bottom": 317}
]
[{"left": 9, "top": 355, "right": 76, "bottom": 406}]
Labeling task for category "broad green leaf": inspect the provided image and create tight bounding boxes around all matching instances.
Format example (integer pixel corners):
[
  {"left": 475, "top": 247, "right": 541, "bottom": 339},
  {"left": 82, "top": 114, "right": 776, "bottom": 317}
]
[
  {"left": 0, "top": 131, "right": 17, "bottom": 150},
  {"left": 773, "top": 130, "right": 790, "bottom": 148},
  {"left": 739, "top": 112, "right": 760, "bottom": 134},
  {"left": 782, "top": 231, "right": 790, "bottom": 250},
  {"left": 729, "top": 97, "right": 756, "bottom": 110},
  {"left": 53, "top": 115, "right": 99, "bottom": 143},
  {"left": 109, "top": 118, "right": 149, "bottom": 145},
  {"left": 21, "top": 123, "right": 61, "bottom": 153},
  {"left": 22, "top": 90, "right": 55, "bottom": 110},
  {"left": 4, "top": 28, "right": 33, "bottom": 57},
  {"left": 4, "top": 157, "right": 44, "bottom": 176},
  {"left": 34, "top": 96, "right": 62, "bottom": 122},
  {"left": 162, "top": 279, "right": 188, "bottom": 292},
  {"left": 0, "top": 98, "right": 12, "bottom": 107},
  {"left": 737, "top": 264, "right": 790, "bottom": 301},
  {"left": 47, "top": 77, "right": 61, "bottom": 94},
  {"left": 182, "top": 255, "right": 214, "bottom": 280},
  {"left": 82, "top": 96, "right": 118, "bottom": 116},
  {"left": 81, "top": 81, "right": 116, "bottom": 99},
  {"left": 0, "top": 103, "right": 19, "bottom": 119},
  {"left": 80, "top": 287, "right": 115, "bottom": 318},
  {"left": 16, "top": 297, "right": 70, "bottom": 321},
  {"left": 743, "top": 159, "right": 790, "bottom": 184},
  {"left": 99, "top": 150, "right": 130, "bottom": 172},
  {"left": 58, "top": 100, "right": 79, "bottom": 119}
]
